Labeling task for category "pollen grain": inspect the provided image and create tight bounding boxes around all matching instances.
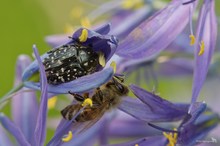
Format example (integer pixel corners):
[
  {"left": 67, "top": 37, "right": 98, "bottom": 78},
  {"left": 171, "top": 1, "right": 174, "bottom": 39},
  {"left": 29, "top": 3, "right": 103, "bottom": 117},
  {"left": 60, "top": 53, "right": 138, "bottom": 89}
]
[
  {"left": 189, "top": 34, "right": 195, "bottom": 46},
  {"left": 79, "top": 29, "right": 88, "bottom": 42},
  {"left": 82, "top": 98, "right": 93, "bottom": 107},
  {"left": 198, "top": 40, "right": 205, "bottom": 56},
  {"left": 62, "top": 131, "right": 73, "bottom": 142}
]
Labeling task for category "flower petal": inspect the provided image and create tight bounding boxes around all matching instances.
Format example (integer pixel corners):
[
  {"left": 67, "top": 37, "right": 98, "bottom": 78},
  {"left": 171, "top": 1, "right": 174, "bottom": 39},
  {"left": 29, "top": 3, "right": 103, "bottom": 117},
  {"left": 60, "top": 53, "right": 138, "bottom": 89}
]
[
  {"left": 119, "top": 84, "right": 189, "bottom": 122},
  {"left": 178, "top": 104, "right": 219, "bottom": 146},
  {"left": 116, "top": 0, "right": 196, "bottom": 58},
  {"left": 190, "top": 0, "right": 217, "bottom": 109},
  {"left": 95, "top": 23, "right": 111, "bottom": 35},
  {"left": 24, "top": 67, "right": 114, "bottom": 94},
  {"left": 109, "top": 115, "right": 159, "bottom": 137},
  {"left": 0, "top": 113, "right": 30, "bottom": 146},
  {"left": 22, "top": 53, "right": 48, "bottom": 81},
  {"left": 111, "top": 5, "right": 153, "bottom": 40},
  {"left": 72, "top": 27, "right": 118, "bottom": 61},
  {"left": 11, "top": 55, "right": 39, "bottom": 143},
  {"left": 105, "top": 136, "right": 166, "bottom": 146},
  {"left": 47, "top": 107, "right": 86, "bottom": 146},
  {"left": 0, "top": 125, "right": 13, "bottom": 146},
  {"left": 32, "top": 45, "right": 48, "bottom": 146},
  {"left": 119, "top": 98, "right": 188, "bottom": 122}
]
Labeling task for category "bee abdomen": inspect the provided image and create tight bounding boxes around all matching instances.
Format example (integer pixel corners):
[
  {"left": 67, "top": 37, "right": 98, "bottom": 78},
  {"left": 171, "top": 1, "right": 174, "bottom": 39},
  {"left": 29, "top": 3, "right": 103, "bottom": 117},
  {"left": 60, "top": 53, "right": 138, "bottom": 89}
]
[{"left": 61, "top": 104, "right": 81, "bottom": 121}]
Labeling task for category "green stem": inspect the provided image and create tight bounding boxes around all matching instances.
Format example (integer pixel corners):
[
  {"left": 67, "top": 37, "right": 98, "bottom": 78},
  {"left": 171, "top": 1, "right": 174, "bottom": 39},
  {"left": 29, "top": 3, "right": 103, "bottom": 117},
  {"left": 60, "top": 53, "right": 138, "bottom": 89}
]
[{"left": 0, "top": 83, "right": 24, "bottom": 109}]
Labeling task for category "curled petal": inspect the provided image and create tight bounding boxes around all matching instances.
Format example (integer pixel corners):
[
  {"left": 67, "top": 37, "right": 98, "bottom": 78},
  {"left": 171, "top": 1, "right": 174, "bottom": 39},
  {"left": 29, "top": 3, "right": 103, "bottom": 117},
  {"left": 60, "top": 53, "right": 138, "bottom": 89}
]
[
  {"left": 24, "top": 67, "right": 114, "bottom": 94},
  {"left": 32, "top": 45, "right": 48, "bottom": 146},
  {"left": 0, "top": 113, "right": 30, "bottom": 146},
  {"left": 190, "top": 0, "right": 217, "bottom": 109},
  {"left": 72, "top": 26, "right": 118, "bottom": 61},
  {"left": 45, "top": 23, "right": 112, "bottom": 48},
  {"left": 116, "top": 0, "right": 196, "bottom": 58},
  {"left": 12, "top": 55, "right": 39, "bottom": 143}
]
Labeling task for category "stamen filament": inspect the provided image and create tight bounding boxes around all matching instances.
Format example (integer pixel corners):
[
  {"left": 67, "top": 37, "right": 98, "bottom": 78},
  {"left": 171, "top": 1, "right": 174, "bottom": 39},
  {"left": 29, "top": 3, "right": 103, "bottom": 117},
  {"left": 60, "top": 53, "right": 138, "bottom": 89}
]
[
  {"left": 188, "top": 4, "right": 195, "bottom": 46},
  {"left": 182, "top": 0, "right": 196, "bottom": 5}
]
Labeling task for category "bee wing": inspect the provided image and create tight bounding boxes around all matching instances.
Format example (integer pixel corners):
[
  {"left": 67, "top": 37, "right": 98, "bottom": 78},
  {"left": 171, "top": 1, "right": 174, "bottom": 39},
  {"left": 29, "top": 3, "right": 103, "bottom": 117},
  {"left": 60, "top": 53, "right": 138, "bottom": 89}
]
[
  {"left": 76, "top": 108, "right": 106, "bottom": 134},
  {"left": 71, "top": 103, "right": 109, "bottom": 135}
]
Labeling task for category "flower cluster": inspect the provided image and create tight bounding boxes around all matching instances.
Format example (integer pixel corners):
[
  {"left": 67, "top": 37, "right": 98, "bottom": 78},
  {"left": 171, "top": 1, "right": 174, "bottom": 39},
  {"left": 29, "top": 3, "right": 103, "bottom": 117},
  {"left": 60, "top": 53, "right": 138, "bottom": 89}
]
[{"left": 0, "top": 0, "right": 219, "bottom": 146}]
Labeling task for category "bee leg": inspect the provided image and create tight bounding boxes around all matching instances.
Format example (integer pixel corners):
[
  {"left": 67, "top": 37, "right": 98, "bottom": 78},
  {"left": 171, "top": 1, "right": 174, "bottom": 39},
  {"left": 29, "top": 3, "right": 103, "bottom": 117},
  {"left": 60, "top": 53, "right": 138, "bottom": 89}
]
[
  {"left": 68, "top": 91, "right": 85, "bottom": 102},
  {"left": 114, "top": 75, "right": 125, "bottom": 83},
  {"left": 112, "top": 78, "right": 125, "bottom": 93},
  {"left": 83, "top": 93, "right": 89, "bottom": 99},
  {"left": 96, "top": 87, "right": 103, "bottom": 101}
]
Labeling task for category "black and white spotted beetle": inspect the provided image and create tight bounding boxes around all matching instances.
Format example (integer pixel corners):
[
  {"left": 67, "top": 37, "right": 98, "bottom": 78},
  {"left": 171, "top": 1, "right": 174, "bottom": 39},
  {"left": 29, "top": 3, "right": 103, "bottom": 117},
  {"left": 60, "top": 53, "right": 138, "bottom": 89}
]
[{"left": 43, "top": 41, "right": 101, "bottom": 85}]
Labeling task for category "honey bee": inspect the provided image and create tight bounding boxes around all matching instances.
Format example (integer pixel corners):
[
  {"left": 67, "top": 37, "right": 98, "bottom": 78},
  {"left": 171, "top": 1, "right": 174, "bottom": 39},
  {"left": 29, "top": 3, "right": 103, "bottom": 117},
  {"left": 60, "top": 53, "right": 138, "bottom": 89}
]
[
  {"left": 43, "top": 41, "right": 101, "bottom": 85},
  {"left": 61, "top": 74, "right": 129, "bottom": 124}
]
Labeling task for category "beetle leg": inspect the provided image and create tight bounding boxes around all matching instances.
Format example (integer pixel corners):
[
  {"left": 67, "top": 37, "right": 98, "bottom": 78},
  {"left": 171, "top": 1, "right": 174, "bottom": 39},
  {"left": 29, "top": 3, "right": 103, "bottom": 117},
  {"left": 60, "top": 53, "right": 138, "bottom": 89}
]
[{"left": 68, "top": 91, "right": 85, "bottom": 102}]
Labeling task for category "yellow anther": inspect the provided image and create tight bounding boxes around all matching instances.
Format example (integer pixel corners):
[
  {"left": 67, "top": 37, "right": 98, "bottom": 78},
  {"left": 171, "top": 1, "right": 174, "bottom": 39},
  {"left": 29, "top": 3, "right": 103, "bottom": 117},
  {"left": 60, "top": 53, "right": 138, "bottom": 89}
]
[
  {"left": 122, "top": 0, "right": 144, "bottom": 10},
  {"left": 48, "top": 96, "right": 57, "bottom": 109},
  {"left": 198, "top": 40, "right": 205, "bottom": 56},
  {"left": 189, "top": 34, "right": 195, "bottom": 46},
  {"left": 98, "top": 52, "right": 106, "bottom": 67},
  {"left": 80, "top": 17, "right": 91, "bottom": 28},
  {"left": 163, "top": 128, "right": 178, "bottom": 146},
  {"left": 135, "top": 144, "right": 139, "bottom": 146},
  {"left": 110, "top": 61, "right": 117, "bottom": 73},
  {"left": 62, "top": 131, "right": 73, "bottom": 142},
  {"left": 82, "top": 98, "right": 93, "bottom": 107},
  {"left": 79, "top": 29, "right": 88, "bottom": 42}
]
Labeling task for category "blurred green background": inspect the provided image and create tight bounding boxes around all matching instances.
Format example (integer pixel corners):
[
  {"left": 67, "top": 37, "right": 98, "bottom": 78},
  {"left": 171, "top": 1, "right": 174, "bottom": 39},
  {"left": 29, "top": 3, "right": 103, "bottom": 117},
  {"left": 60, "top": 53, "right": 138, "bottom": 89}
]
[{"left": 0, "top": 0, "right": 95, "bottom": 97}]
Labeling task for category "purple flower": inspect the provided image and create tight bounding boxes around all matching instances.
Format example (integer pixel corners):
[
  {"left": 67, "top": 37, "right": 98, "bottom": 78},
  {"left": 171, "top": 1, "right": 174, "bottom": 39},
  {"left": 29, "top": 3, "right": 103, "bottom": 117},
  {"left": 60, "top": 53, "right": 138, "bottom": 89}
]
[
  {"left": 22, "top": 24, "right": 116, "bottom": 94},
  {"left": 116, "top": 0, "right": 197, "bottom": 59},
  {"left": 0, "top": 46, "right": 48, "bottom": 146},
  {"left": 106, "top": 94, "right": 219, "bottom": 146},
  {"left": 1, "top": 46, "right": 108, "bottom": 146},
  {"left": 190, "top": 0, "right": 218, "bottom": 110},
  {"left": 119, "top": 84, "right": 189, "bottom": 122}
]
